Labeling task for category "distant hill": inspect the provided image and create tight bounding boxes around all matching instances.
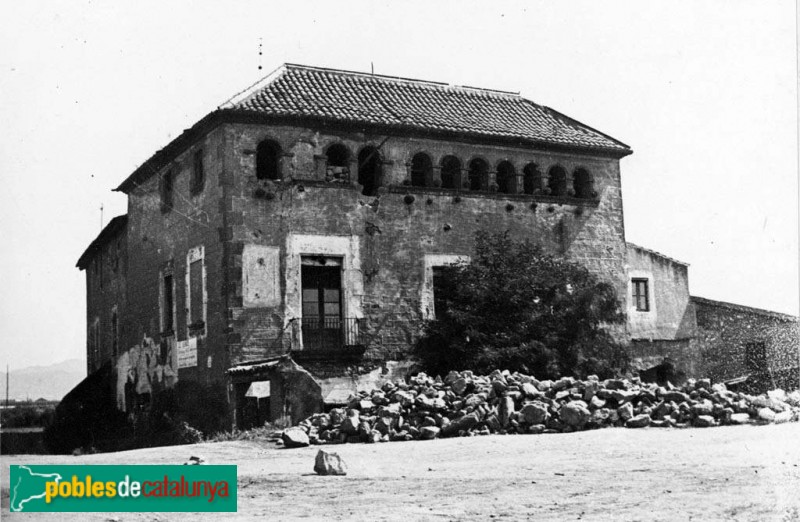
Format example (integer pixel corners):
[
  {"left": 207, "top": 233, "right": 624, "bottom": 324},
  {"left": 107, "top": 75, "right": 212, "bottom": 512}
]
[{"left": 1, "top": 359, "right": 86, "bottom": 401}]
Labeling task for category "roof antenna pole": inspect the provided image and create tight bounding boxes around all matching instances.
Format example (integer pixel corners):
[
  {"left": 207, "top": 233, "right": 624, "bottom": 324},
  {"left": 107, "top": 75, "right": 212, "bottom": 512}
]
[
  {"left": 371, "top": 62, "right": 374, "bottom": 75},
  {"left": 258, "top": 38, "right": 263, "bottom": 71}
]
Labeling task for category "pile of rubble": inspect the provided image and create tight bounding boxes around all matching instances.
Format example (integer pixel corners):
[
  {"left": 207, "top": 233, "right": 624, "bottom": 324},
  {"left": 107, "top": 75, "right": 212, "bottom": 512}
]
[{"left": 281, "top": 370, "right": 800, "bottom": 447}]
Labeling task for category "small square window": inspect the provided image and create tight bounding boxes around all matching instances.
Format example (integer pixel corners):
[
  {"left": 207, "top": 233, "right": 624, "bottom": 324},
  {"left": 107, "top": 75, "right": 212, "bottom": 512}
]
[{"left": 632, "top": 278, "right": 649, "bottom": 312}]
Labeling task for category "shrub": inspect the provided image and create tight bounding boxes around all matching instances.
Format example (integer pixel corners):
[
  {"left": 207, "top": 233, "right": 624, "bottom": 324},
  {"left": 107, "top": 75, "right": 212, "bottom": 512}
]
[{"left": 415, "top": 231, "right": 628, "bottom": 379}]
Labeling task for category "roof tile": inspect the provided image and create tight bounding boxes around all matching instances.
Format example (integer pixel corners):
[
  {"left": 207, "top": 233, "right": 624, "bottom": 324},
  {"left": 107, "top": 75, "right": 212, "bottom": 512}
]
[{"left": 221, "top": 64, "right": 630, "bottom": 154}]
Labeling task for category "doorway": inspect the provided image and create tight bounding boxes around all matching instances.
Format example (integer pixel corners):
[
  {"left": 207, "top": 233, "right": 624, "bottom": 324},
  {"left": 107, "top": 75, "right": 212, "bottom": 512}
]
[{"left": 301, "top": 258, "right": 343, "bottom": 351}]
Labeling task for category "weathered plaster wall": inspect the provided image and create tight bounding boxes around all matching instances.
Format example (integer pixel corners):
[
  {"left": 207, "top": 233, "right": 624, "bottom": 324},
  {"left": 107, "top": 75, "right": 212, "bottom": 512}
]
[
  {"left": 120, "top": 125, "right": 229, "bottom": 404},
  {"left": 221, "top": 122, "right": 631, "bottom": 370},
  {"left": 626, "top": 245, "right": 696, "bottom": 340},
  {"left": 115, "top": 335, "right": 178, "bottom": 412}
]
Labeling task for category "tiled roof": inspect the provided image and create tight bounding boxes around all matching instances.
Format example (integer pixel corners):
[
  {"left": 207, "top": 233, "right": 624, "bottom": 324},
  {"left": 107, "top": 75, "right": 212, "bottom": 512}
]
[
  {"left": 220, "top": 64, "right": 631, "bottom": 155},
  {"left": 76, "top": 215, "right": 128, "bottom": 269}
]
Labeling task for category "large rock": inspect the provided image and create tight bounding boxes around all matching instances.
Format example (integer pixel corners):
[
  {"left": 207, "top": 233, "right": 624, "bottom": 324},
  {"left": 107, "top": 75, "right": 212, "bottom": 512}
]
[
  {"left": 521, "top": 382, "right": 540, "bottom": 398},
  {"left": 617, "top": 402, "right": 634, "bottom": 422},
  {"left": 314, "top": 450, "right": 347, "bottom": 476},
  {"left": 626, "top": 414, "right": 651, "bottom": 428},
  {"left": 729, "top": 413, "right": 751, "bottom": 425},
  {"left": 757, "top": 407, "right": 776, "bottom": 423},
  {"left": 661, "top": 390, "right": 690, "bottom": 404},
  {"left": 420, "top": 426, "right": 441, "bottom": 440},
  {"left": 561, "top": 402, "right": 591, "bottom": 428},
  {"left": 694, "top": 415, "right": 716, "bottom": 428},
  {"left": 451, "top": 378, "right": 469, "bottom": 395},
  {"left": 691, "top": 400, "right": 714, "bottom": 417},
  {"left": 282, "top": 427, "right": 310, "bottom": 448},
  {"left": 519, "top": 402, "right": 549, "bottom": 425},
  {"left": 499, "top": 396, "right": 515, "bottom": 427},
  {"left": 441, "top": 413, "right": 480, "bottom": 437}
]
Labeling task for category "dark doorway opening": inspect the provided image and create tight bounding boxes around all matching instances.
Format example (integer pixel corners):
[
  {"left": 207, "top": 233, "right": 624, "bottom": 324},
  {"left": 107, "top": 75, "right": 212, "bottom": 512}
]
[
  {"left": 358, "top": 147, "right": 382, "bottom": 196},
  {"left": 234, "top": 380, "right": 272, "bottom": 430},
  {"left": 301, "top": 261, "right": 343, "bottom": 351}
]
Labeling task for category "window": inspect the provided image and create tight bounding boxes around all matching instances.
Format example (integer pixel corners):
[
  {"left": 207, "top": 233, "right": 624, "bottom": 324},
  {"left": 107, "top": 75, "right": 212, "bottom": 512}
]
[
  {"left": 410, "top": 152, "right": 432, "bottom": 187},
  {"left": 432, "top": 266, "right": 449, "bottom": 318},
  {"left": 358, "top": 146, "right": 382, "bottom": 196},
  {"left": 256, "top": 140, "right": 281, "bottom": 180},
  {"left": 186, "top": 247, "right": 206, "bottom": 336},
  {"left": 573, "top": 168, "right": 593, "bottom": 199},
  {"left": 111, "top": 307, "right": 118, "bottom": 358},
  {"left": 440, "top": 155, "right": 461, "bottom": 189},
  {"left": 191, "top": 149, "right": 205, "bottom": 193},
  {"left": 160, "top": 169, "right": 174, "bottom": 213},
  {"left": 301, "top": 258, "right": 343, "bottom": 351},
  {"left": 523, "top": 163, "right": 541, "bottom": 195},
  {"left": 468, "top": 158, "right": 489, "bottom": 191},
  {"left": 745, "top": 341, "right": 767, "bottom": 373},
  {"left": 632, "top": 278, "right": 649, "bottom": 312},
  {"left": 547, "top": 166, "right": 567, "bottom": 197},
  {"left": 325, "top": 143, "right": 350, "bottom": 181},
  {"left": 496, "top": 160, "right": 515, "bottom": 193},
  {"left": 161, "top": 271, "right": 175, "bottom": 335}
]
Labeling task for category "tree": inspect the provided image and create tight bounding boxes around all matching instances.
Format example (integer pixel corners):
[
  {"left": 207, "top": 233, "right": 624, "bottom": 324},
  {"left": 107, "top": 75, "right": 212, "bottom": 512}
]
[{"left": 415, "top": 231, "right": 629, "bottom": 379}]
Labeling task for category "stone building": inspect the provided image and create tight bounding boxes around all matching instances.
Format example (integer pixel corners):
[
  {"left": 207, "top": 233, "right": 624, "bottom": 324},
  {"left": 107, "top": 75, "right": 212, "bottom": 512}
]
[{"left": 72, "top": 64, "right": 797, "bottom": 435}]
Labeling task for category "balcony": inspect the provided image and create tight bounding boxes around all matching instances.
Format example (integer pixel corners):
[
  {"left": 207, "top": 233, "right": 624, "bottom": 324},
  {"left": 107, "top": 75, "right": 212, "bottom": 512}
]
[{"left": 292, "top": 317, "right": 367, "bottom": 362}]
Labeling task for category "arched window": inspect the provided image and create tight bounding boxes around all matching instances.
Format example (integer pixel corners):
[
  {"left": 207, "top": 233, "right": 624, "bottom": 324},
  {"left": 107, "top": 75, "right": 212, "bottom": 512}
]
[
  {"left": 573, "top": 168, "right": 594, "bottom": 199},
  {"left": 325, "top": 143, "right": 350, "bottom": 181},
  {"left": 410, "top": 152, "right": 433, "bottom": 187},
  {"left": 358, "top": 146, "right": 382, "bottom": 196},
  {"left": 256, "top": 140, "right": 281, "bottom": 180},
  {"left": 496, "top": 161, "right": 515, "bottom": 194},
  {"left": 468, "top": 158, "right": 489, "bottom": 191},
  {"left": 548, "top": 166, "right": 567, "bottom": 197},
  {"left": 440, "top": 155, "right": 461, "bottom": 189},
  {"left": 523, "top": 163, "right": 542, "bottom": 195}
]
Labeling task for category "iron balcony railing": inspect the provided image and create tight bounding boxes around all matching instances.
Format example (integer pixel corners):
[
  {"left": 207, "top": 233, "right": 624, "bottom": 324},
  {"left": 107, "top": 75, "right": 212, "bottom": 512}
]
[{"left": 300, "top": 317, "right": 366, "bottom": 352}]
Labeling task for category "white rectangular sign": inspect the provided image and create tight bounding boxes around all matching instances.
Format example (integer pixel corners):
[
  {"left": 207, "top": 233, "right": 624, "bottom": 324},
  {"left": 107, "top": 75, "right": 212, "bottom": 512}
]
[{"left": 177, "top": 337, "right": 198, "bottom": 369}]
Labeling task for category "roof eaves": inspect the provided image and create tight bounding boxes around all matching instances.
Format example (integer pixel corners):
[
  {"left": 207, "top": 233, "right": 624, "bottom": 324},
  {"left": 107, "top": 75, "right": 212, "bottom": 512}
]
[
  {"left": 691, "top": 295, "right": 799, "bottom": 323},
  {"left": 627, "top": 242, "right": 690, "bottom": 267},
  {"left": 76, "top": 215, "right": 128, "bottom": 270},
  {"left": 114, "top": 110, "right": 227, "bottom": 194},
  {"left": 537, "top": 102, "right": 632, "bottom": 155}
]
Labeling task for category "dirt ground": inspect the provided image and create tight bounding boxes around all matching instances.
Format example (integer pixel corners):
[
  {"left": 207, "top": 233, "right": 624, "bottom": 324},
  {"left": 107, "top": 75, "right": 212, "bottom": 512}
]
[{"left": 2, "top": 423, "right": 799, "bottom": 521}]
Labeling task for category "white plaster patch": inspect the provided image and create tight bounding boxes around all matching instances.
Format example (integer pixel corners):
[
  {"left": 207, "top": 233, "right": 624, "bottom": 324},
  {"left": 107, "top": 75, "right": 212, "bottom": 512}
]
[
  {"left": 243, "top": 245, "right": 281, "bottom": 308},
  {"left": 420, "top": 254, "right": 470, "bottom": 320},
  {"left": 115, "top": 335, "right": 178, "bottom": 412}
]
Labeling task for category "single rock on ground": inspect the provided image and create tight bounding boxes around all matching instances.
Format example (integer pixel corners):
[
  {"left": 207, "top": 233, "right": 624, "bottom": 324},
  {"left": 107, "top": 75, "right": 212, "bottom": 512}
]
[
  {"left": 314, "top": 450, "right": 348, "bottom": 476},
  {"left": 282, "top": 427, "right": 310, "bottom": 448}
]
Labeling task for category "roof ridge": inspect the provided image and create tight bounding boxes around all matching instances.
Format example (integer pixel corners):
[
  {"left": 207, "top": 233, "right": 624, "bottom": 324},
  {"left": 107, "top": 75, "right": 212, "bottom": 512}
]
[
  {"left": 218, "top": 63, "right": 288, "bottom": 109},
  {"left": 243, "top": 63, "right": 522, "bottom": 99}
]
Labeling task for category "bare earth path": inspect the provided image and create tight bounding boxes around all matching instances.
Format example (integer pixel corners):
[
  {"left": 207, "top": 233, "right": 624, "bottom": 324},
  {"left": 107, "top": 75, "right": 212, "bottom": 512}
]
[{"left": 2, "top": 423, "right": 799, "bottom": 521}]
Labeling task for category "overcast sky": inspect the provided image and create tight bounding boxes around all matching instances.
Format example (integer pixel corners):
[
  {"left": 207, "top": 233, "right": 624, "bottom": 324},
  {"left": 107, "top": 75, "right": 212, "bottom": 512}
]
[{"left": 1, "top": 0, "right": 797, "bottom": 370}]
